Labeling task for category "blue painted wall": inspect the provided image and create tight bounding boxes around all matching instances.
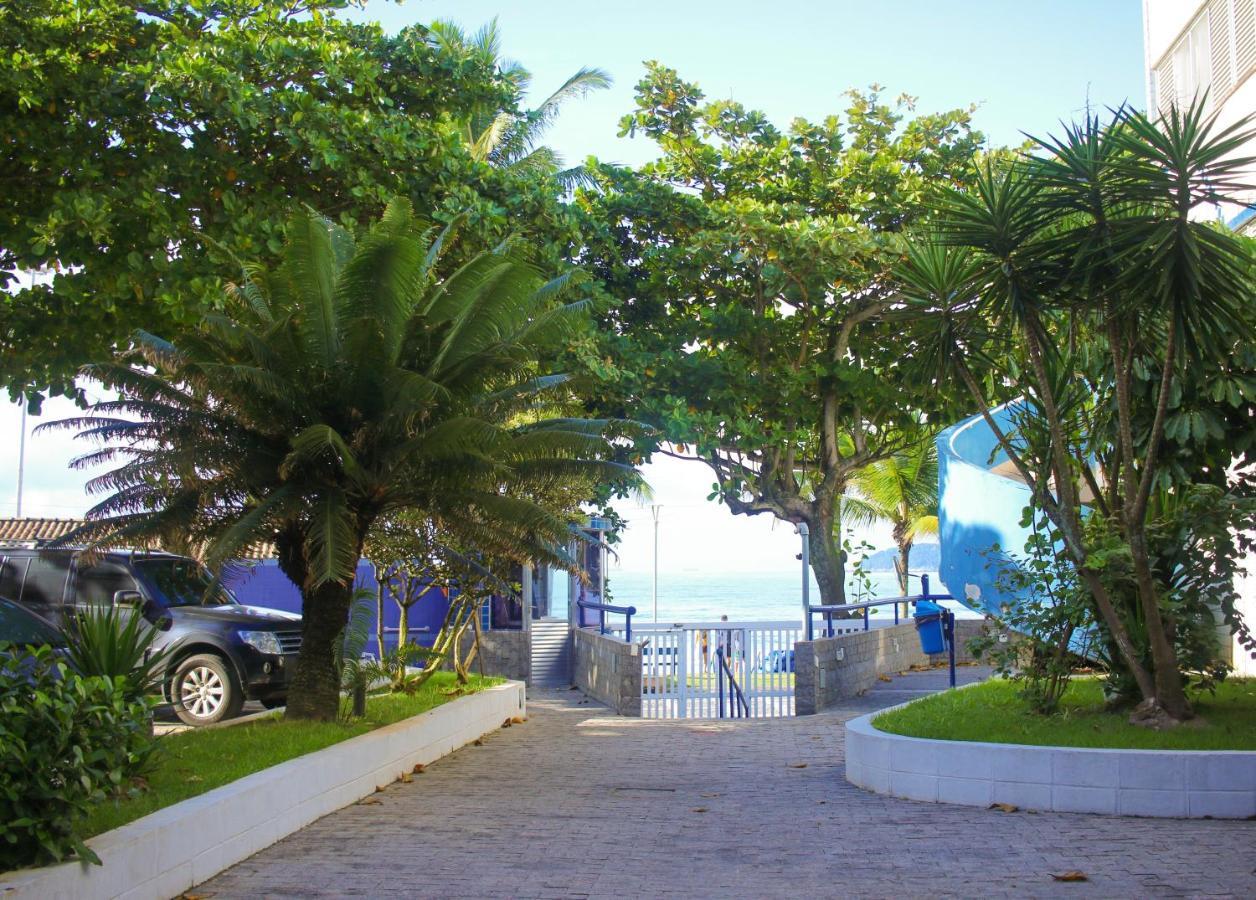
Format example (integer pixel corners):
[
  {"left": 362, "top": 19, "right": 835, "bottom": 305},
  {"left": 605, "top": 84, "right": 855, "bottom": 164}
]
[
  {"left": 936, "top": 404, "right": 1033, "bottom": 616},
  {"left": 222, "top": 559, "right": 452, "bottom": 655}
]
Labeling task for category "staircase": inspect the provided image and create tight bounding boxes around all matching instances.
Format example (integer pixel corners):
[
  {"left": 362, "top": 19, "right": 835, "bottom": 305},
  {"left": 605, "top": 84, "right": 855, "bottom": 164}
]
[{"left": 530, "top": 619, "right": 572, "bottom": 688}]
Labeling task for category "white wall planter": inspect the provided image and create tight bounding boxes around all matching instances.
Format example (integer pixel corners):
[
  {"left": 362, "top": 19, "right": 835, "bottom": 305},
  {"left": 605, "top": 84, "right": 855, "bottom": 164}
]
[
  {"left": 0, "top": 681, "right": 526, "bottom": 900},
  {"left": 846, "top": 707, "right": 1256, "bottom": 818}
]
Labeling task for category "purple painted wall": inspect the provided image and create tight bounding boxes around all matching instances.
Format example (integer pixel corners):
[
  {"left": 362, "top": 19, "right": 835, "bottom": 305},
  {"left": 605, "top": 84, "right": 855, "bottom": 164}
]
[{"left": 222, "top": 559, "right": 452, "bottom": 654}]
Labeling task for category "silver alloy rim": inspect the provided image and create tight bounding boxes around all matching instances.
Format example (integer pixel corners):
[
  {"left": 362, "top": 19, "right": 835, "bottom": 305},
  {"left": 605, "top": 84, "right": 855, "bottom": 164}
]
[{"left": 180, "top": 666, "right": 225, "bottom": 719}]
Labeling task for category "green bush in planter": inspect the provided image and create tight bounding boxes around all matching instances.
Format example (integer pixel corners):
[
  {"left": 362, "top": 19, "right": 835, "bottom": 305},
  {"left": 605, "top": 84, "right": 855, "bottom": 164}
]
[
  {"left": 0, "top": 645, "right": 155, "bottom": 870},
  {"left": 61, "top": 603, "right": 174, "bottom": 703}
]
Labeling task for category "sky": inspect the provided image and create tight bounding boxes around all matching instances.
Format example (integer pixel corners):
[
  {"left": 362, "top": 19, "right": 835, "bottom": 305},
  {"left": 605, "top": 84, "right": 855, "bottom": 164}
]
[{"left": 0, "top": 0, "right": 1148, "bottom": 576}]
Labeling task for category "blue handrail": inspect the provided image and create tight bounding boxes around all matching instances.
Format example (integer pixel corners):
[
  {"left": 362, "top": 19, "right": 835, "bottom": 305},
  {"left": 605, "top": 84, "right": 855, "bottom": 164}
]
[
  {"left": 804, "top": 574, "right": 959, "bottom": 688},
  {"left": 806, "top": 574, "right": 954, "bottom": 639},
  {"left": 577, "top": 599, "right": 638, "bottom": 643},
  {"left": 715, "top": 647, "right": 750, "bottom": 718}
]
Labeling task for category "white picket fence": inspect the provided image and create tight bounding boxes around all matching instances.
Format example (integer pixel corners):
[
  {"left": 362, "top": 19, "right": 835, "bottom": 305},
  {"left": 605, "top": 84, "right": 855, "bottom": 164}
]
[{"left": 610, "top": 620, "right": 861, "bottom": 719}]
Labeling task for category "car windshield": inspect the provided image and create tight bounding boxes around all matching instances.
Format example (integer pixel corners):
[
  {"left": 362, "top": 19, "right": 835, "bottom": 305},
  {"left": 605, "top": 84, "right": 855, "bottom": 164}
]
[
  {"left": 0, "top": 598, "right": 63, "bottom": 646},
  {"left": 134, "top": 558, "right": 238, "bottom": 608}
]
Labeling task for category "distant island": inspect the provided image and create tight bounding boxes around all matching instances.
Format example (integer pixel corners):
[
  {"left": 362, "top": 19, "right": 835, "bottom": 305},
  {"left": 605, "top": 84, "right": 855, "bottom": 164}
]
[{"left": 860, "top": 542, "right": 940, "bottom": 572}]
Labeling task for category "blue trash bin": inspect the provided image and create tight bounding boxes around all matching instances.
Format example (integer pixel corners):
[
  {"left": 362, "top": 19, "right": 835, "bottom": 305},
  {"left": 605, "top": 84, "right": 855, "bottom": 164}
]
[{"left": 914, "top": 600, "right": 947, "bottom": 655}]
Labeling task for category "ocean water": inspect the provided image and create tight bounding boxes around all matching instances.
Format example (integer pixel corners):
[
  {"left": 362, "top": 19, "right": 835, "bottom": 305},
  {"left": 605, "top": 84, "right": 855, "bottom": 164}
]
[{"left": 602, "top": 569, "right": 979, "bottom": 624}]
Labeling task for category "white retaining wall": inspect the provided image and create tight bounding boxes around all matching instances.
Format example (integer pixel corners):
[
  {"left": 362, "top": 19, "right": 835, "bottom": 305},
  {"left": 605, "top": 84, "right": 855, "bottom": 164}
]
[
  {"left": 0, "top": 681, "right": 526, "bottom": 900},
  {"left": 846, "top": 708, "right": 1256, "bottom": 818}
]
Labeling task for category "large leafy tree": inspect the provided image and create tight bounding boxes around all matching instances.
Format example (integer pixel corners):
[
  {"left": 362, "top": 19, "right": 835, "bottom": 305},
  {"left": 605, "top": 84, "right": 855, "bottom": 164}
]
[
  {"left": 578, "top": 66, "right": 981, "bottom": 605},
  {"left": 49, "top": 201, "right": 638, "bottom": 720},
  {"left": 900, "top": 102, "right": 1256, "bottom": 723},
  {"left": 0, "top": 0, "right": 577, "bottom": 405}
]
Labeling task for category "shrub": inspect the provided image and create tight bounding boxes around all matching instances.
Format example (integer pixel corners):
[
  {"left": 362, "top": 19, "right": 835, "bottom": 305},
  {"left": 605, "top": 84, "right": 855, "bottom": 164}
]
[
  {"left": 969, "top": 520, "right": 1098, "bottom": 714},
  {"left": 0, "top": 645, "right": 155, "bottom": 870},
  {"left": 61, "top": 603, "right": 173, "bottom": 703}
]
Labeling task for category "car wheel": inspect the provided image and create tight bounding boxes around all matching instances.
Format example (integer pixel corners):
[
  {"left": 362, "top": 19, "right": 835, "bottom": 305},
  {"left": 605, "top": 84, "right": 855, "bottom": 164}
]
[{"left": 172, "top": 654, "right": 243, "bottom": 725}]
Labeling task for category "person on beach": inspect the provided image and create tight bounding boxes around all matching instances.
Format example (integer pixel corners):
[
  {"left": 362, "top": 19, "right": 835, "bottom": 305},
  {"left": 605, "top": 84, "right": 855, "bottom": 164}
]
[{"left": 718, "top": 614, "right": 736, "bottom": 668}]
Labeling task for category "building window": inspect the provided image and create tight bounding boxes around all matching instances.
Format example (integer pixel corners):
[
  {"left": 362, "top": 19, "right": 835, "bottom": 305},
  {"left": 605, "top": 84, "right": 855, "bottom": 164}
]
[{"left": 1154, "top": 0, "right": 1256, "bottom": 114}]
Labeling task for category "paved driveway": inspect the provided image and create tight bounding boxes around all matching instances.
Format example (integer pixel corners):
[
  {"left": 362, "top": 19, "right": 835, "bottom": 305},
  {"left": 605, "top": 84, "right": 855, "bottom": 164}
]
[{"left": 201, "top": 671, "right": 1256, "bottom": 899}]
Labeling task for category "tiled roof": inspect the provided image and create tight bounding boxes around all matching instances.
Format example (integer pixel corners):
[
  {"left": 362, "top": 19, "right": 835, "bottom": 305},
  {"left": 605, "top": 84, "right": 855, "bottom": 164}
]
[
  {"left": 0, "top": 517, "right": 277, "bottom": 559},
  {"left": 0, "top": 517, "right": 87, "bottom": 544}
]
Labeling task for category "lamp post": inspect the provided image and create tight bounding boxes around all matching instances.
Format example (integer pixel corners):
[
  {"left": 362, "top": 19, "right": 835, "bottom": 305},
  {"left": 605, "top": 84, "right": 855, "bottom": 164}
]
[
  {"left": 798, "top": 522, "right": 810, "bottom": 637},
  {"left": 651, "top": 504, "right": 662, "bottom": 623},
  {"left": 15, "top": 404, "right": 26, "bottom": 518}
]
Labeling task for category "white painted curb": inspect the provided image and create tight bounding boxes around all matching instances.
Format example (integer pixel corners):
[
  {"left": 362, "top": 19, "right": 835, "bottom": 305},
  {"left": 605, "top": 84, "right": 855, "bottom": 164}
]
[
  {"left": 0, "top": 681, "right": 526, "bottom": 900},
  {"left": 845, "top": 703, "right": 1256, "bottom": 818}
]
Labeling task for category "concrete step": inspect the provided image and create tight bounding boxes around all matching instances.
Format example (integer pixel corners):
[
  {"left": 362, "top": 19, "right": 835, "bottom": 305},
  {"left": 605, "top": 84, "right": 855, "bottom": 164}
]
[{"left": 529, "top": 623, "right": 571, "bottom": 687}]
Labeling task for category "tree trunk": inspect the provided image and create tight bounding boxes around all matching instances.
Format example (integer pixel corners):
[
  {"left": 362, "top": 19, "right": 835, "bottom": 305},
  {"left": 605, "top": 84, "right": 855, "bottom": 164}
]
[
  {"left": 287, "top": 578, "right": 356, "bottom": 721},
  {"left": 1129, "top": 529, "right": 1191, "bottom": 720},
  {"left": 808, "top": 512, "right": 847, "bottom": 609},
  {"left": 398, "top": 600, "right": 409, "bottom": 649},
  {"left": 895, "top": 532, "right": 912, "bottom": 619},
  {"left": 893, "top": 523, "right": 911, "bottom": 596}
]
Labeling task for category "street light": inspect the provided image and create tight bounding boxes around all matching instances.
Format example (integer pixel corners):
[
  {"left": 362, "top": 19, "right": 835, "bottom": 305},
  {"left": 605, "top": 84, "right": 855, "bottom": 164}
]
[
  {"left": 15, "top": 404, "right": 26, "bottom": 518},
  {"left": 651, "top": 504, "right": 662, "bottom": 623},
  {"left": 797, "top": 522, "right": 810, "bottom": 631}
]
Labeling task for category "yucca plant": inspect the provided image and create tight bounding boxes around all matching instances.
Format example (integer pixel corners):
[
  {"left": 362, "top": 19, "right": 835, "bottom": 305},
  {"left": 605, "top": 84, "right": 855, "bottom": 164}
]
[
  {"left": 899, "top": 99, "right": 1256, "bottom": 723},
  {"left": 61, "top": 604, "right": 173, "bottom": 704},
  {"left": 48, "top": 199, "right": 639, "bottom": 720}
]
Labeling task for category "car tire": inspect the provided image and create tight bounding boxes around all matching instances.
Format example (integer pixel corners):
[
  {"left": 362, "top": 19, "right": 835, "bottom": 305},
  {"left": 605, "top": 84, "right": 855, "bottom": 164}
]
[{"left": 171, "top": 654, "right": 243, "bottom": 726}]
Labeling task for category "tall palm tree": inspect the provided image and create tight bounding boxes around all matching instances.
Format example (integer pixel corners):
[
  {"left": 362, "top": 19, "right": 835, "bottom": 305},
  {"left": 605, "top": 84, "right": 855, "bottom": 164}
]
[
  {"left": 428, "top": 18, "right": 611, "bottom": 189},
  {"left": 841, "top": 439, "right": 939, "bottom": 597},
  {"left": 50, "top": 199, "right": 638, "bottom": 720}
]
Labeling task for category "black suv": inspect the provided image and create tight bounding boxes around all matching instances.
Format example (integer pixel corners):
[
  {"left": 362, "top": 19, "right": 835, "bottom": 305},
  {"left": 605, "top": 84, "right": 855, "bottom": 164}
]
[{"left": 0, "top": 547, "right": 302, "bottom": 725}]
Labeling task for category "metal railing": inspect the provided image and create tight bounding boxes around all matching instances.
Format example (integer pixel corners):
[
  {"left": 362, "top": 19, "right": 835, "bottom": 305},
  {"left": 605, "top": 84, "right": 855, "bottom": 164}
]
[
  {"left": 715, "top": 647, "right": 750, "bottom": 718},
  {"left": 805, "top": 574, "right": 959, "bottom": 688},
  {"left": 805, "top": 574, "right": 953, "bottom": 640},
  {"left": 577, "top": 599, "right": 638, "bottom": 643}
]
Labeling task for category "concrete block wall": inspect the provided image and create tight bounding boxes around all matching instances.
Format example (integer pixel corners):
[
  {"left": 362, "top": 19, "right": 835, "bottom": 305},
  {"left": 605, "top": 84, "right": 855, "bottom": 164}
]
[
  {"left": 456, "top": 629, "right": 530, "bottom": 684},
  {"left": 795, "top": 619, "right": 992, "bottom": 715},
  {"left": 572, "top": 627, "right": 642, "bottom": 716}
]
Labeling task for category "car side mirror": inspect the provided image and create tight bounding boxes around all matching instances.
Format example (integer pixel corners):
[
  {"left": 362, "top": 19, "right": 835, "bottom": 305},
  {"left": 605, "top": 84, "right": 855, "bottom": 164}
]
[{"left": 113, "top": 590, "right": 144, "bottom": 608}]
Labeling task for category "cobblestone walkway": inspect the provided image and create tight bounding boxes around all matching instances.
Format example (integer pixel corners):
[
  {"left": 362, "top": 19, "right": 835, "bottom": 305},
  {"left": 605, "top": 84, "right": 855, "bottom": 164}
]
[{"left": 201, "top": 670, "right": 1256, "bottom": 899}]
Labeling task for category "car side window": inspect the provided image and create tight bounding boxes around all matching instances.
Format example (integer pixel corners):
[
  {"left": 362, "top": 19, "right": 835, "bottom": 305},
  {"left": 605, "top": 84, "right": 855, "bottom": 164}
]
[
  {"left": 20, "top": 555, "right": 73, "bottom": 612},
  {"left": 0, "top": 599, "right": 61, "bottom": 646},
  {"left": 75, "top": 560, "right": 140, "bottom": 607},
  {"left": 0, "top": 556, "right": 28, "bottom": 601}
]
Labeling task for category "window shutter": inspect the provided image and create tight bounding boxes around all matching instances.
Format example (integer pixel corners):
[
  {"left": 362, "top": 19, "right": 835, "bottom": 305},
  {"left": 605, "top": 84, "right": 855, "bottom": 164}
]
[
  {"left": 1210, "top": 0, "right": 1235, "bottom": 97},
  {"left": 1236, "top": 0, "right": 1256, "bottom": 79},
  {"left": 1157, "top": 62, "right": 1176, "bottom": 115}
]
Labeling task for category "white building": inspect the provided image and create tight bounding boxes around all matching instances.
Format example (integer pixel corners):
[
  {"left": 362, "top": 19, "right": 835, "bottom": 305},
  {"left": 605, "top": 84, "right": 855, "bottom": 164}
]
[
  {"left": 1144, "top": 0, "right": 1256, "bottom": 231},
  {"left": 1145, "top": 1, "right": 1256, "bottom": 675}
]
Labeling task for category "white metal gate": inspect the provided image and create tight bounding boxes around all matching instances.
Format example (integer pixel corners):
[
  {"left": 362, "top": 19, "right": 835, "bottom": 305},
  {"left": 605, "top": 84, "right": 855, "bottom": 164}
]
[{"left": 614, "top": 620, "right": 860, "bottom": 718}]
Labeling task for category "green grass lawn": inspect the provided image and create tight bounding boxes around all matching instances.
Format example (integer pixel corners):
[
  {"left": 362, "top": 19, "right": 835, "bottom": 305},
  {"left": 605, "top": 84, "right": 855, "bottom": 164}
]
[
  {"left": 83, "top": 673, "right": 500, "bottom": 839},
  {"left": 873, "top": 677, "right": 1256, "bottom": 751}
]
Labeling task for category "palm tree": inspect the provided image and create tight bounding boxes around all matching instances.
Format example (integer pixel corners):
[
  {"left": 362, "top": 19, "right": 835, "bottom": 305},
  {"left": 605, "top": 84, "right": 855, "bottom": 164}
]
[
  {"left": 428, "top": 18, "right": 611, "bottom": 189},
  {"left": 50, "top": 199, "right": 638, "bottom": 720},
  {"left": 898, "top": 100, "right": 1256, "bottom": 722},
  {"left": 841, "top": 438, "right": 939, "bottom": 598}
]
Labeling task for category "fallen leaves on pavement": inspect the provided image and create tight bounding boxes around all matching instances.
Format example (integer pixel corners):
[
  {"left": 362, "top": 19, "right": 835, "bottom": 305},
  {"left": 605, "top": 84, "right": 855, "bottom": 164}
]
[{"left": 1051, "top": 872, "right": 1089, "bottom": 882}]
